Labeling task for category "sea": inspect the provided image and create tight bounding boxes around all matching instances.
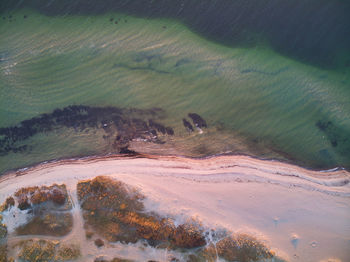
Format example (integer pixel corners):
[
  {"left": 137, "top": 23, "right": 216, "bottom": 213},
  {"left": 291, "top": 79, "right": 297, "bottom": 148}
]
[{"left": 1, "top": 0, "right": 350, "bottom": 174}]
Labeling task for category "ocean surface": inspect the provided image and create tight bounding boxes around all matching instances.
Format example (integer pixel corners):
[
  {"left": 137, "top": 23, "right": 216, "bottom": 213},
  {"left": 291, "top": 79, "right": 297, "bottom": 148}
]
[{"left": 1, "top": 1, "right": 350, "bottom": 174}]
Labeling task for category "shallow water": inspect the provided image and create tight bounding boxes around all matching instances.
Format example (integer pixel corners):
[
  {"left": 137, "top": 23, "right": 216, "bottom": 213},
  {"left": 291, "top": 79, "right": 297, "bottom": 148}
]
[{"left": 0, "top": 8, "right": 350, "bottom": 174}]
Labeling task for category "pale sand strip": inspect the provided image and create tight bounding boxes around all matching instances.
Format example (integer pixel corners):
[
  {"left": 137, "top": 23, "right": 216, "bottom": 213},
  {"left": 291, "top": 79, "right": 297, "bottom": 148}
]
[{"left": 1, "top": 154, "right": 349, "bottom": 261}]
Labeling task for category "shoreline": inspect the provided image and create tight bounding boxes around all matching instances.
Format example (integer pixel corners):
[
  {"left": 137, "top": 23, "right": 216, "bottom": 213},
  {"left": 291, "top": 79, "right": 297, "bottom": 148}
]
[
  {"left": 1, "top": 152, "right": 349, "bottom": 198},
  {"left": 1, "top": 150, "right": 348, "bottom": 180}
]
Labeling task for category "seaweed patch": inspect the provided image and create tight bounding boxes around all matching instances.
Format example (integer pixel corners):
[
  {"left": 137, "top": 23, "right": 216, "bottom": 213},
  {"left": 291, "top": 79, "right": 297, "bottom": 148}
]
[
  {"left": 0, "top": 105, "right": 174, "bottom": 156},
  {"left": 316, "top": 120, "right": 350, "bottom": 157}
]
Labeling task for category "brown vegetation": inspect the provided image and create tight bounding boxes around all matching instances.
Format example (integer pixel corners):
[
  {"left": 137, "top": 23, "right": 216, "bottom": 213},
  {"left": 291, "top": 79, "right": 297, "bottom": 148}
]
[
  {"left": 198, "top": 234, "right": 274, "bottom": 262},
  {"left": 17, "top": 240, "right": 80, "bottom": 262},
  {"left": 14, "top": 184, "right": 71, "bottom": 210},
  {"left": 55, "top": 244, "right": 80, "bottom": 261},
  {"left": 18, "top": 195, "right": 31, "bottom": 210},
  {"left": 77, "top": 176, "right": 206, "bottom": 249},
  {"left": 94, "top": 257, "right": 135, "bottom": 262},
  {"left": 0, "top": 197, "right": 15, "bottom": 212},
  {"left": 18, "top": 239, "right": 56, "bottom": 262},
  {"left": 0, "top": 245, "right": 7, "bottom": 262},
  {"left": 16, "top": 212, "right": 73, "bottom": 237},
  {"left": 0, "top": 184, "right": 74, "bottom": 237},
  {"left": 0, "top": 215, "right": 7, "bottom": 239},
  {"left": 0, "top": 224, "right": 6, "bottom": 240},
  {"left": 216, "top": 234, "right": 273, "bottom": 261}
]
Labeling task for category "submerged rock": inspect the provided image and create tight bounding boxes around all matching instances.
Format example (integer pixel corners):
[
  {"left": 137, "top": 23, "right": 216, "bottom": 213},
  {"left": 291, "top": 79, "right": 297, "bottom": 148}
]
[
  {"left": 316, "top": 119, "right": 350, "bottom": 158},
  {"left": 165, "top": 126, "right": 174, "bottom": 135},
  {"left": 149, "top": 119, "right": 166, "bottom": 134},
  {"left": 0, "top": 105, "right": 172, "bottom": 156},
  {"left": 188, "top": 113, "right": 207, "bottom": 128},
  {"left": 182, "top": 119, "right": 194, "bottom": 132},
  {"left": 119, "top": 146, "right": 137, "bottom": 155}
]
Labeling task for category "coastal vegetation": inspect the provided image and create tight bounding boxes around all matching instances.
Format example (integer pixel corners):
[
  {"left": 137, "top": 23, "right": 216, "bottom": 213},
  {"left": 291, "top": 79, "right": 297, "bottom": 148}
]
[
  {"left": 1, "top": 184, "right": 73, "bottom": 237},
  {"left": 0, "top": 214, "right": 8, "bottom": 262},
  {"left": 17, "top": 240, "right": 80, "bottom": 262},
  {"left": 78, "top": 176, "right": 275, "bottom": 261},
  {"left": 16, "top": 212, "right": 73, "bottom": 237},
  {"left": 13, "top": 184, "right": 71, "bottom": 210},
  {"left": 77, "top": 176, "right": 206, "bottom": 249},
  {"left": 94, "top": 257, "right": 135, "bottom": 262}
]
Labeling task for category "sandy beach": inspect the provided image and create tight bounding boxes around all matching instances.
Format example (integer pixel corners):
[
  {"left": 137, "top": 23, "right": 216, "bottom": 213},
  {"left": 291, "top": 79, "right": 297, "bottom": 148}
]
[{"left": 1, "top": 154, "right": 350, "bottom": 261}]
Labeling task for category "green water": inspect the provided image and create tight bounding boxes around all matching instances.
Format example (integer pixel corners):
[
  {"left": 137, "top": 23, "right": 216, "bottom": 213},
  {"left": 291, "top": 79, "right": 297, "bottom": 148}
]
[{"left": 1, "top": 9, "right": 350, "bottom": 173}]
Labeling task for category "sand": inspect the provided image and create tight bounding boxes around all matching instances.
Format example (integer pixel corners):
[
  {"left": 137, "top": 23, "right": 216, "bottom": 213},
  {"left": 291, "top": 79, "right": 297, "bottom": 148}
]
[{"left": 1, "top": 154, "right": 349, "bottom": 261}]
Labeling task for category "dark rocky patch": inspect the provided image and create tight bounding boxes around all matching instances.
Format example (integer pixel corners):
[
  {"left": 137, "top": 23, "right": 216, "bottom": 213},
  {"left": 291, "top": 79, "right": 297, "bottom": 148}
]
[
  {"left": 316, "top": 120, "right": 332, "bottom": 131},
  {"left": 150, "top": 129, "right": 157, "bottom": 137},
  {"left": 94, "top": 239, "right": 104, "bottom": 247},
  {"left": 0, "top": 105, "right": 173, "bottom": 156},
  {"left": 23, "top": 15, "right": 27, "bottom": 18},
  {"left": 182, "top": 119, "right": 194, "bottom": 132},
  {"left": 188, "top": 113, "right": 207, "bottom": 128},
  {"left": 165, "top": 126, "right": 174, "bottom": 135},
  {"left": 149, "top": 119, "right": 166, "bottom": 134},
  {"left": 114, "top": 21, "right": 118, "bottom": 24},
  {"left": 316, "top": 120, "right": 350, "bottom": 159},
  {"left": 119, "top": 146, "right": 137, "bottom": 155},
  {"left": 316, "top": 120, "right": 339, "bottom": 147},
  {"left": 109, "top": 17, "right": 113, "bottom": 22},
  {"left": 132, "top": 118, "right": 148, "bottom": 131}
]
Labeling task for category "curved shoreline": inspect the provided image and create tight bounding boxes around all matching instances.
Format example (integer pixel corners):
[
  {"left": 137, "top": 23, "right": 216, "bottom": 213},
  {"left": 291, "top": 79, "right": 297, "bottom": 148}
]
[
  {"left": 1, "top": 153, "right": 349, "bottom": 197},
  {"left": 1, "top": 150, "right": 348, "bottom": 178}
]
